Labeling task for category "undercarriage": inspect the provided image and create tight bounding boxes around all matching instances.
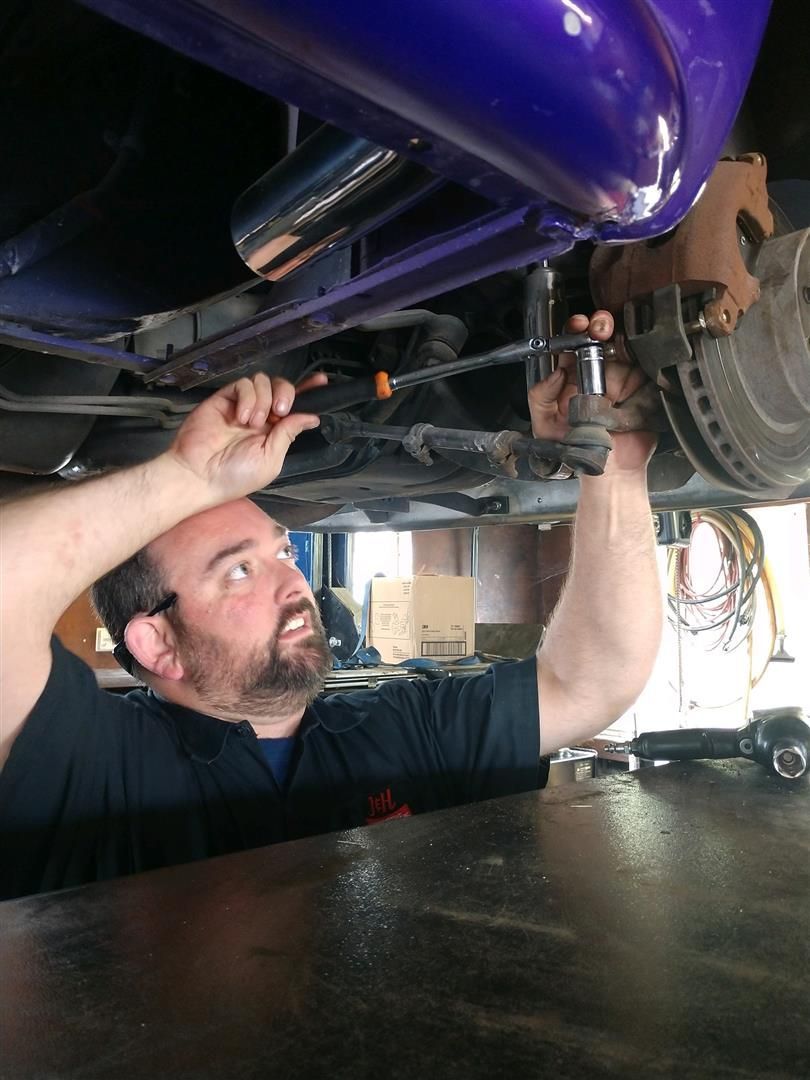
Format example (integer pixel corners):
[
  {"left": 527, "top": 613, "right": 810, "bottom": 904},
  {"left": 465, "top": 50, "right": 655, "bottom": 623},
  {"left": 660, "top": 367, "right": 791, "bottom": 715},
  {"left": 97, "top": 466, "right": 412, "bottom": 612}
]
[{"left": 0, "top": 0, "right": 808, "bottom": 528}]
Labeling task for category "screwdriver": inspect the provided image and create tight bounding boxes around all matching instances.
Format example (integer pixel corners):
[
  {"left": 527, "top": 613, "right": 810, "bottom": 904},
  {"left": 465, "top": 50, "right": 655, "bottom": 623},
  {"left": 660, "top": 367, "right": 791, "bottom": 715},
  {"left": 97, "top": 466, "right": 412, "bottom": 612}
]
[{"left": 291, "top": 331, "right": 596, "bottom": 415}]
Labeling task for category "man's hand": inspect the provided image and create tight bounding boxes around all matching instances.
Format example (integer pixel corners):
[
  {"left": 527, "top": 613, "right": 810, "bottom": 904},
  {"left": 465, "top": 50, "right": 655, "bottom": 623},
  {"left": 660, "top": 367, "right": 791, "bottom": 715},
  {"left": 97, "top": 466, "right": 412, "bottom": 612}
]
[
  {"left": 527, "top": 310, "right": 657, "bottom": 476},
  {"left": 168, "top": 372, "right": 328, "bottom": 500}
]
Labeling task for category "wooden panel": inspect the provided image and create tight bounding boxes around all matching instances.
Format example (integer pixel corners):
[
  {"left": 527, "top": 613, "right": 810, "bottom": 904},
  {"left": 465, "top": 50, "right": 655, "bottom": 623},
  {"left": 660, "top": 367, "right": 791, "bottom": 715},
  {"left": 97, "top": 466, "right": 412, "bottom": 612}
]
[
  {"left": 412, "top": 523, "right": 572, "bottom": 625},
  {"left": 476, "top": 524, "right": 542, "bottom": 624},
  {"left": 536, "top": 524, "right": 573, "bottom": 624},
  {"left": 412, "top": 529, "right": 471, "bottom": 576},
  {"left": 54, "top": 592, "right": 120, "bottom": 670}
]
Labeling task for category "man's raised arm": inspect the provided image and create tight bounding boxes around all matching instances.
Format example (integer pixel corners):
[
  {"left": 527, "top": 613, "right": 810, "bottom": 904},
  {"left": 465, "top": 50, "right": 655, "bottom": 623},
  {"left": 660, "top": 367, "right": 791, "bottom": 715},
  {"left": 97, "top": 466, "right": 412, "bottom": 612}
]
[
  {"left": 0, "top": 373, "right": 323, "bottom": 767},
  {"left": 528, "top": 312, "right": 663, "bottom": 755}
]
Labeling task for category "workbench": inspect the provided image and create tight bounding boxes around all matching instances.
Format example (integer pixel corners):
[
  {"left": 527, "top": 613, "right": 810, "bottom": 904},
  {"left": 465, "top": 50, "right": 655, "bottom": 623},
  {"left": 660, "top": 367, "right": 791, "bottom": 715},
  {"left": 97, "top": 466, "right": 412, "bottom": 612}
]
[{"left": 1, "top": 761, "right": 808, "bottom": 1079}]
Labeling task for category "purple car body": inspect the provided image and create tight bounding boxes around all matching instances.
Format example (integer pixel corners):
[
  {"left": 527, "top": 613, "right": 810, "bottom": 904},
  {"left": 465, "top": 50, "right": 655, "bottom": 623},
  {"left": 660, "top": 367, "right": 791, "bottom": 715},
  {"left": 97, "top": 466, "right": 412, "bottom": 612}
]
[
  {"left": 81, "top": 0, "right": 771, "bottom": 236},
  {"left": 69, "top": 0, "right": 772, "bottom": 371}
]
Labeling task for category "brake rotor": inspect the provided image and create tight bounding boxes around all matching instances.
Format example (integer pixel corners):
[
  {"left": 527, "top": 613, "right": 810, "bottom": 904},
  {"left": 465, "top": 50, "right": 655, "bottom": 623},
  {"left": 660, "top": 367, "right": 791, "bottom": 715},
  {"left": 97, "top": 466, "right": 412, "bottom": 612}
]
[{"left": 663, "top": 226, "right": 810, "bottom": 498}]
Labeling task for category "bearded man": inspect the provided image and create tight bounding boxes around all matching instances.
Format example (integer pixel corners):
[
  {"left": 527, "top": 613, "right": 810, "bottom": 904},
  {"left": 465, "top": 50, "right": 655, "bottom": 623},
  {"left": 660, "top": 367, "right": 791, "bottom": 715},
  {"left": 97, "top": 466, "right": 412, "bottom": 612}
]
[{"left": 0, "top": 311, "right": 662, "bottom": 899}]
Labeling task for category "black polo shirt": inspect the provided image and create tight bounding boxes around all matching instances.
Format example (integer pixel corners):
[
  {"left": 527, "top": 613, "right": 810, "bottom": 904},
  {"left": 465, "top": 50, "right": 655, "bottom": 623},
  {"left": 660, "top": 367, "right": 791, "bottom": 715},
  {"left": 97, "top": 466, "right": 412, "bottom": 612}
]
[{"left": 0, "top": 637, "right": 544, "bottom": 900}]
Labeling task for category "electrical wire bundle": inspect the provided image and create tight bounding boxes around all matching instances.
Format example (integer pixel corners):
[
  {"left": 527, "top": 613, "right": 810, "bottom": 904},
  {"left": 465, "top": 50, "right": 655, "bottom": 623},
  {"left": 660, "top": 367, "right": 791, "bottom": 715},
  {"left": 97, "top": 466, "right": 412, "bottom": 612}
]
[{"left": 667, "top": 509, "right": 787, "bottom": 707}]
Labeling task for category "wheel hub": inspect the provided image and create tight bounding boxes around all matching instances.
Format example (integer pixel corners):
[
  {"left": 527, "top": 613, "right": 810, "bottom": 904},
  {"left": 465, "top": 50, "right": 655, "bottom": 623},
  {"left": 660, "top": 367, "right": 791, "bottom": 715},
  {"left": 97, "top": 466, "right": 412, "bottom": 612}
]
[{"left": 670, "top": 227, "right": 810, "bottom": 496}]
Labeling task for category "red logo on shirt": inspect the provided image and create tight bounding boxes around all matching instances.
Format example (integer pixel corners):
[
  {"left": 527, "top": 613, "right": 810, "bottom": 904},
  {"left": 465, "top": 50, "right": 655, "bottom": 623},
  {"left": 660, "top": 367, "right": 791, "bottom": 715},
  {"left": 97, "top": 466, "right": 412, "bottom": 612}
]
[{"left": 366, "top": 786, "right": 412, "bottom": 825}]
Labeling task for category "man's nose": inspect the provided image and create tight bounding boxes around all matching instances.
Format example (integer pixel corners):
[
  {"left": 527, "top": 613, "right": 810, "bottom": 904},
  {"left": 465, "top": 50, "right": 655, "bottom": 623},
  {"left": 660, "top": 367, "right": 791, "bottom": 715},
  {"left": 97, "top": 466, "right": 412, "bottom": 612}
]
[{"left": 272, "top": 561, "right": 310, "bottom": 607}]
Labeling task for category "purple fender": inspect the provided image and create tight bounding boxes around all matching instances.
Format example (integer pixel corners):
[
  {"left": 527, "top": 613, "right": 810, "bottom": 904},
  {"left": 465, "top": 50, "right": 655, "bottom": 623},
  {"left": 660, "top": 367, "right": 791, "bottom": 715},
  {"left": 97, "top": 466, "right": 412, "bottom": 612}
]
[{"left": 80, "top": 0, "right": 771, "bottom": 240}]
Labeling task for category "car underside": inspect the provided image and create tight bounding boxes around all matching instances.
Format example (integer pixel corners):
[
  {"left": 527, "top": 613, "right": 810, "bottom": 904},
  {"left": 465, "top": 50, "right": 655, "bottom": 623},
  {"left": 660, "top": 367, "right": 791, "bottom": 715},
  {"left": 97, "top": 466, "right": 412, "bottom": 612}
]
[{"left": 0, "top": 0, "right": 808, "bottom": 530}]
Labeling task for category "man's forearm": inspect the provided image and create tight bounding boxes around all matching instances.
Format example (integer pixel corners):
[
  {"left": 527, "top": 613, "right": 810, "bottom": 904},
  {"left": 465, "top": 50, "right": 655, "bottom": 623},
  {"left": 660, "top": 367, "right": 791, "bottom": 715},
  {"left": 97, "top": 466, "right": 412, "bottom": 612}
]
[
  {"left": 1, "top": 451, "right": 219, "bottom": 764},
  {"left": 538, "top": 469, "right": 662, "bottom": 747},
  {"left": 1, "top": 452, "right": 214, "bottom": 643}
]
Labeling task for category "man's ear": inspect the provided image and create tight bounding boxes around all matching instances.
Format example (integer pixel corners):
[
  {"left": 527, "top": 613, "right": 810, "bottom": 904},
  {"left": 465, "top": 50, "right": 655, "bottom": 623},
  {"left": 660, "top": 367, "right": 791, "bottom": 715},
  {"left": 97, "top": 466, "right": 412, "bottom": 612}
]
[{"left": 125, "top": 616, "right": 185, "bottom": 682}]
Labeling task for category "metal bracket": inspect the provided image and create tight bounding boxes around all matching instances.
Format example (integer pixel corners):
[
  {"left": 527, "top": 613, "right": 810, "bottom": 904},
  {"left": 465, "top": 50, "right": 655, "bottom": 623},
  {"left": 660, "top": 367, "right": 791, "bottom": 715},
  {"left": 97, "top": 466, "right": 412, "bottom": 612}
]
[
  {"left": 624, "top": 283, "right": 693, "bottom": 389},
  {"left": 402, "top": 423, "right": 434, "bottom": 465},
  {"left": 592, "top": 156, "right": 774, "bottom": 338},
  {"left": 414, "top": 493, "right": 510, "bottom": 517}
]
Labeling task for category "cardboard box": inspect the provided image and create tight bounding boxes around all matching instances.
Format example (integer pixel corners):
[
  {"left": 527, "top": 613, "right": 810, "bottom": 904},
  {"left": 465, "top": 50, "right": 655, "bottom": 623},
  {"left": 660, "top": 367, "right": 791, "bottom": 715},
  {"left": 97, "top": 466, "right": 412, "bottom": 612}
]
[{"left": 368, "top": 576, "right": 476, "bottom": 664}]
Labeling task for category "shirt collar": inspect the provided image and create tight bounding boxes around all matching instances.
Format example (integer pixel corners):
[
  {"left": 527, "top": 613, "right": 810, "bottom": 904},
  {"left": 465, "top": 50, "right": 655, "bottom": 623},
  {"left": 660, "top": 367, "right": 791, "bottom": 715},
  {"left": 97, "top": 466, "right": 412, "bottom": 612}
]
[
  {"left": 151, "top": 694, "right": 249, "bottom": 765},
  {"left": 149, "top": 691, "right": 365, "bottom": 764},
  {"left": 306, "top": 695, "right": 368, "bottom": 734}
]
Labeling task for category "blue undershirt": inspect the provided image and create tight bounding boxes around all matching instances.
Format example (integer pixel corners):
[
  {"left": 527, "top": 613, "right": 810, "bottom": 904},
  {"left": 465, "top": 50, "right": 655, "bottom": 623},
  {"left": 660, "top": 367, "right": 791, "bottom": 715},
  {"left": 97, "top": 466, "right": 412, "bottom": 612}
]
[{"left": 257, "top": 737, "right": 296, "bottom": 789}]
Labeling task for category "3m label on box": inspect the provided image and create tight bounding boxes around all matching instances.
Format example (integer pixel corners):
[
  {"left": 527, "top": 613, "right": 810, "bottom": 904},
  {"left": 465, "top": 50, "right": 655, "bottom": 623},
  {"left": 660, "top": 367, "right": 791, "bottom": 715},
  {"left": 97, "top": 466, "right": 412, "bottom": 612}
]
[{"left": 368, "top": 576, "right": 475, "bottom": 665}]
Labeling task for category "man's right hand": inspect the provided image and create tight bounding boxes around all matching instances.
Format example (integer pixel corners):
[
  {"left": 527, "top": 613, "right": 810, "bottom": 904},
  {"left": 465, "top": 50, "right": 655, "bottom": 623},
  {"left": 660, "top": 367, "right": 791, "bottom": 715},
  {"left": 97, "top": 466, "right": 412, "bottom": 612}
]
[
  {"left": 0, "top": 369, "right": 330, "bottom": 766},
  {"left": 167, "top": 372, "right": 328, "bottom": 501}
]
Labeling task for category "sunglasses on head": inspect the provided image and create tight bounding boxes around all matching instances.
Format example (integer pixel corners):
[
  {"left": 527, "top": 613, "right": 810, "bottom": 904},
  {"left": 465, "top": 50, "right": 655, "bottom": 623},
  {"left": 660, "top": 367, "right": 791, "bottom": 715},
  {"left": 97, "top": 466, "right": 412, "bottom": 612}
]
[{"left": 112, "top": 592, "right": 178, "bottom": 676}]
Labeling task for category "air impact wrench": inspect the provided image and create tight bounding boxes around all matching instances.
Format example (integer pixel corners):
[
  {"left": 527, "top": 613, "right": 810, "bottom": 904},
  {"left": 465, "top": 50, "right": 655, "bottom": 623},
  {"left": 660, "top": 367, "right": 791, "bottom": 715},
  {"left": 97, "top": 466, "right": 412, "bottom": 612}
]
[{"left": 605, "top": 709, "right": 810, "bottom": 780}]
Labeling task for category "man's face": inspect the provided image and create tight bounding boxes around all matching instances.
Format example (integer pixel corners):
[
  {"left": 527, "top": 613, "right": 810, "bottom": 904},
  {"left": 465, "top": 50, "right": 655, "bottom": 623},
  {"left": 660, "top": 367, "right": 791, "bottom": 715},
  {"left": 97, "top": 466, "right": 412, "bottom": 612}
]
[{"left": 150, "top": 500, "right": 332, "bottom": 719}]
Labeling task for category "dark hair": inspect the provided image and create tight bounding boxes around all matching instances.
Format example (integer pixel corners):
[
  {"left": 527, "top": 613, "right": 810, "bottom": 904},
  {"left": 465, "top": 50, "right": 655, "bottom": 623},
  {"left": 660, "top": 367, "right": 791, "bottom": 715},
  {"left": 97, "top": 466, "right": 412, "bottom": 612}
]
[{"left": 90, "top": 547, "right": 168, "bottom": 652}]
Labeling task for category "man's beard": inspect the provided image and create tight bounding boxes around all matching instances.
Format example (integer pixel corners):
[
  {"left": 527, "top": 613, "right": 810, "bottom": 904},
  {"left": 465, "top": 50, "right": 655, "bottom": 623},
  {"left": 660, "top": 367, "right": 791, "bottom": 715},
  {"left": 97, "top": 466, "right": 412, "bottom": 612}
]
[{"left": 175, "top": 599, "right": 333, "bottom": 720}]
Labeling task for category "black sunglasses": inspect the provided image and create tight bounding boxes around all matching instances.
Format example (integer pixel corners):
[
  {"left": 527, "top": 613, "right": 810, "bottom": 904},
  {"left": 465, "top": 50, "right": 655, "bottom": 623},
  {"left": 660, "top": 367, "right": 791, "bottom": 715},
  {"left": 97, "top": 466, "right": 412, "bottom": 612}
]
[{"left": 112, "top": 592, "right": 178, "bottom": 676}]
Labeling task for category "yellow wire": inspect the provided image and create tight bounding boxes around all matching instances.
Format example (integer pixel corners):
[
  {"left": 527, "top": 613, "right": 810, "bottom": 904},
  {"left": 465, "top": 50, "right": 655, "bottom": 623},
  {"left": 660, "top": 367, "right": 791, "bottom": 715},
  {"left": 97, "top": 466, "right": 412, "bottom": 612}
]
[
  {"left": 666, "top": 510, "right": 780, "bottom": 705},
  {"left": 700, "top": 512, "right": 777, "bottom": 683}
]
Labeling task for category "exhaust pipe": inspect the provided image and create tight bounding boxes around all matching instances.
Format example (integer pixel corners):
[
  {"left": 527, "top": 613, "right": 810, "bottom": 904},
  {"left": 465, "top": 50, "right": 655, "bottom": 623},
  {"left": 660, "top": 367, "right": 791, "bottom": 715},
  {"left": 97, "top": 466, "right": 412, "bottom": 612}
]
[{"left": 231, "top": 125, "right": 439, "bottom": 281}]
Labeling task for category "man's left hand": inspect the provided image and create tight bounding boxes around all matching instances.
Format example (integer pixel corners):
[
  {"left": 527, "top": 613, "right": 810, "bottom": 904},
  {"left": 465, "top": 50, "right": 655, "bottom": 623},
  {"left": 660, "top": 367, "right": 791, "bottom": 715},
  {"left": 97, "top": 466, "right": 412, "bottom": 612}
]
[{"left": 527, "top": 310, "right": 657, "bottom": 476}]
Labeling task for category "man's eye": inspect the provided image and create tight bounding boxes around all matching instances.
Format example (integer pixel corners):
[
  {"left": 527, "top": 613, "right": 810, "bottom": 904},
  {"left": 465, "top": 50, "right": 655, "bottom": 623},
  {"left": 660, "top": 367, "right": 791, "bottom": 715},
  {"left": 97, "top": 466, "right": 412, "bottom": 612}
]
[
  {"left": 227, "top": 562, "right": 251, "bottom": 581},
  {"left": 277, "top": 543, "right": 298, "bottom": 562}
]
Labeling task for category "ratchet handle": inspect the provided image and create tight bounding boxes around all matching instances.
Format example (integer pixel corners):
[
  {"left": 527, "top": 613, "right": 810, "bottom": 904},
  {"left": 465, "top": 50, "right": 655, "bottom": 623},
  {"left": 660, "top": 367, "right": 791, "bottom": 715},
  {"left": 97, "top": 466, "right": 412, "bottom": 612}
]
[
  {"left": 291, "top": 373, "right": 392, "bottom": 415},
  {"left": 631, "top": 728, "right": 741, "bottom": 761}
]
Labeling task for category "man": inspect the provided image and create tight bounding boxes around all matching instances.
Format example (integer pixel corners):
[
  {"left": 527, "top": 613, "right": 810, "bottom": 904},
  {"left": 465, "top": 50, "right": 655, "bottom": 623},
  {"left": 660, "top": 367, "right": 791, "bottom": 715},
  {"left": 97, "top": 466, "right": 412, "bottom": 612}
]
[{"left": 0, "top": 312, "right": 662, "bottom": 899}]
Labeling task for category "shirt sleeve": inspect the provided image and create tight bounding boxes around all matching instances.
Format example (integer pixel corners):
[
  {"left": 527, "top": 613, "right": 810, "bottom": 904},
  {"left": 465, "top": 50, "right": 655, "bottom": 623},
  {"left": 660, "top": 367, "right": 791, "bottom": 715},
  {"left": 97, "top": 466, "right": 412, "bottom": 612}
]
[
  {"left": 324, "top": 658, "right": 546, "bottom": 804},
  {"left": 420, "top": 658, "right": 546, "bottom": 801},
  {"left": 0, "top": 637, "right": 140, "bottom": 898}
]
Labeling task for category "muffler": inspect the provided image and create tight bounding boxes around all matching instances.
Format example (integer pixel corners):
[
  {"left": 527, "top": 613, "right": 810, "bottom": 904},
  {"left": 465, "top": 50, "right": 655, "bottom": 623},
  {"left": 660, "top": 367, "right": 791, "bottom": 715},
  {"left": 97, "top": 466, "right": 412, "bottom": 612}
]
[{"left": 232, "top": 124, "right": 439, "bottom": 281}]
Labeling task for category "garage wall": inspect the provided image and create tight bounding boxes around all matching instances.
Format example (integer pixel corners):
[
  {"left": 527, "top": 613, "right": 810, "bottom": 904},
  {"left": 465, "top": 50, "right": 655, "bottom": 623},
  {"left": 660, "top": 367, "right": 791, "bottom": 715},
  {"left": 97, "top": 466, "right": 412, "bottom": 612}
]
[
  {"left": 54, "top": 591, "right": 120, "bottom": 671},
  {"left": 412, "top": 523, "right": 572, "bottom": 625}
]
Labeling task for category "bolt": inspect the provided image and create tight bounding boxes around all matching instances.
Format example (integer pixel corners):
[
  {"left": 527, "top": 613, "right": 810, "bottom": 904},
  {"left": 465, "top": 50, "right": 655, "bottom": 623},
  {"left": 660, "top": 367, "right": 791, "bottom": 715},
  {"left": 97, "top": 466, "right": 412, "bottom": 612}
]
[
  {"left": 305, "top": 312, "right": 335, "bottom": 330},
  {"left": 720, "top": 309, "right": 731, "bottom": 324},
  {"left": 191, "top": 359, "right": 209, "bottom": 373},
  {"left": 160, "top": 374, "right": 177, "bottom": 385},
  {"left": 739, "top": 234, "right": 747, "bottom": 246},
  {"left": 739, "top": 738, "right": 754, "bottom": 755}
]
